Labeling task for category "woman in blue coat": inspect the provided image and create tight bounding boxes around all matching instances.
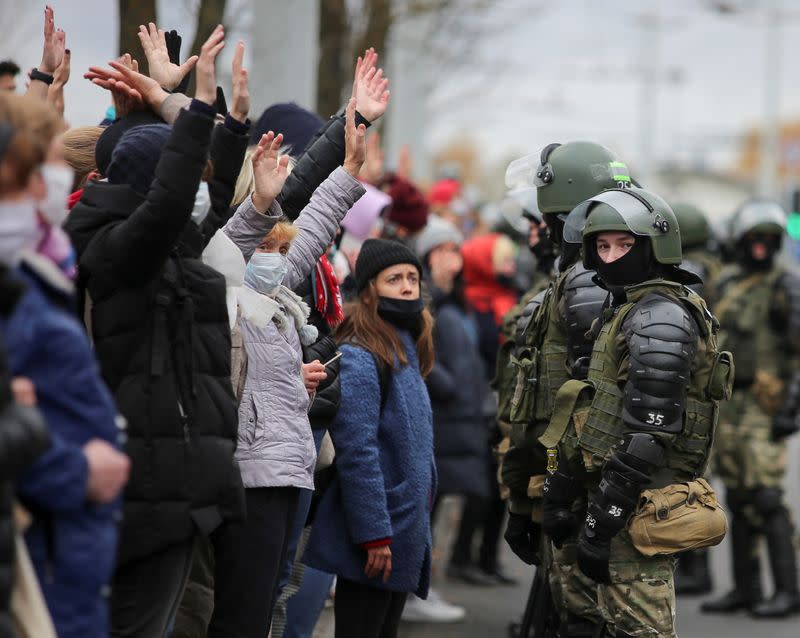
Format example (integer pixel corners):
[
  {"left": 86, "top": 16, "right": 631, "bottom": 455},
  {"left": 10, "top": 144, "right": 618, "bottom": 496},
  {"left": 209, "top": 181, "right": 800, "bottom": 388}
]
[{"left": 304, "top": 238, "right": 437, "bottom": 638}]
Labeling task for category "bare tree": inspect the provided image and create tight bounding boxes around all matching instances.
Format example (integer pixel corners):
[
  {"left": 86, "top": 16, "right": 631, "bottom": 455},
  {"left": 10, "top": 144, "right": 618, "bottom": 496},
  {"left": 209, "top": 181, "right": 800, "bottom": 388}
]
[
  {"left": 117, "top": 0, "right": 226, "bottom": 94},
  {"left": 118, "top": 0, "right": 157, "bottom": 76},
  {"left": 316, "top": 0, "right": 499, "bottom": 118}
]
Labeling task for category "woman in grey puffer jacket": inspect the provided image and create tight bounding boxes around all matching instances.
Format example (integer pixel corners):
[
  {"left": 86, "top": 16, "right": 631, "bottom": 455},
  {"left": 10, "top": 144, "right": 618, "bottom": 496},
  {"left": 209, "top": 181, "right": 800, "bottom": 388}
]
[{"left": 204, "top": 99, "right": 366, "bottom": 638}]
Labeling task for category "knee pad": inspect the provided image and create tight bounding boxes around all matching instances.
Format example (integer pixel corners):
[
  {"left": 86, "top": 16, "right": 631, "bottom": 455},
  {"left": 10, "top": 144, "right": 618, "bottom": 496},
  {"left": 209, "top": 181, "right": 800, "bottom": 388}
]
[{"left": 751, "top": 486, "right": 784, "bottom": 517}]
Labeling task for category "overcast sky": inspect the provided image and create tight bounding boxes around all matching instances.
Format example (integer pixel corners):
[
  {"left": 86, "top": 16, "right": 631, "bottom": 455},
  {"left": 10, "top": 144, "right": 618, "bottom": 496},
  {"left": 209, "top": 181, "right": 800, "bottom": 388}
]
[{"left": 4, "top": 0, "right": 800, "bottom": 178}]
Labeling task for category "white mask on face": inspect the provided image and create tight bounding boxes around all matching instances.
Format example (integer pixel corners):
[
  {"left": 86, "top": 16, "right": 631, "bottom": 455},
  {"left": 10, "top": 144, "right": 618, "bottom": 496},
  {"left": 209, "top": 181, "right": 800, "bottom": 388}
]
[
  {"left": 191, "top": 181, "right": 211, "bottom": 226},
  {"left": 39, "top": 165, "right": 75, "bottom": 226},
  {"left": 244, "top": 252, "right": 289, "bottom": 296},
  {"left": 0, "top": 198, "right": 40, "bottom": 265}
]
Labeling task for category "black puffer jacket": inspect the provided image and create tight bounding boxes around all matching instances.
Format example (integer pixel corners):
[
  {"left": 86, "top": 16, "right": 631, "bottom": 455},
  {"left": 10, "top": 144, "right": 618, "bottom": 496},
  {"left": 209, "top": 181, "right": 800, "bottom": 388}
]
[
  {"left": 0, "top": 269, "right": 50, "bottom": 637},
  {"left": 277, "top": 108, "right": 369, "bottom": 221},
  {"left": 296, "top": 274, "right": 340, "bottom": 429},
  {"left": 65, "top": 108, "right": 248, "bottom": 565},
  {"left": 278, "top": 107, "right": 369, "bottom": 428}
]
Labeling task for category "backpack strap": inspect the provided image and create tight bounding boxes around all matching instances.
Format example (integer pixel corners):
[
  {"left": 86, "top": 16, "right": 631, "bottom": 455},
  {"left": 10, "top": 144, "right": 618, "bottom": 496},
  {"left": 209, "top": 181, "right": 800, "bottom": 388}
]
[{"left": 371, "top": 352, "right": 392, "bottom": 412}]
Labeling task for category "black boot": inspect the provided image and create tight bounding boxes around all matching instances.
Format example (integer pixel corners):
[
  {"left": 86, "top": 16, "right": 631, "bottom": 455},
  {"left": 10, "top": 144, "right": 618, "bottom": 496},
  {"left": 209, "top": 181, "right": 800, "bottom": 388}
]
[
  {"left": 675, "top": 549, "right": 713, "bottom": 596},
  {"left": 751, "top": 508, "right": 800, "bottom": 618},
  {"left": 701, "top": 509, "right": 762, "bottom": 613}
]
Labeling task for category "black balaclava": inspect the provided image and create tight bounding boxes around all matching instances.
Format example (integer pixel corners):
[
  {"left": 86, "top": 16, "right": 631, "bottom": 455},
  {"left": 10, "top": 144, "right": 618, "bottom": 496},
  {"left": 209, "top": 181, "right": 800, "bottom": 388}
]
[
  {"left": 377, "top": 297, "right": 424, "bottom": 336},
  {"left": 737, "top": 233, "right": 782, "bottom": 272},
  {"left": 591, "top": 236, "right": 654, "bottom": 287}
]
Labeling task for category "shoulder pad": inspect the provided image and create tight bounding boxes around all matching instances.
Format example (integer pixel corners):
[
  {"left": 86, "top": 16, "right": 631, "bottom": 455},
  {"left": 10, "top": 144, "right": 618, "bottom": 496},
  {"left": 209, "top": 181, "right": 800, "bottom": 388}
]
[
  {"left": 621, "top": 294, "right": 699, "bottom": 435},
  {"left": 515, "top": 288, "right": 548, "bottom": 343},
  {"left": 561, "top": 264, "right": 607, "bottom": 374}
]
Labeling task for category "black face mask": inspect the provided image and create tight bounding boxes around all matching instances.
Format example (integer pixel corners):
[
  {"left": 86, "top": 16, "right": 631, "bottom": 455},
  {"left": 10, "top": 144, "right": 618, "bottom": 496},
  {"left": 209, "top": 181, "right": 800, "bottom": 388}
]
[
  {"left": 378, "top": 296, "right": 424, "bottom": 334},
  {"left": 593, "top": 238, "right": 653, "bottom": 287},
  {"left": 531, "top": 225, "right": 558, "bottom": 262},
  {"left": 738, "top": 234, "right": 781, "bottom": 271}
]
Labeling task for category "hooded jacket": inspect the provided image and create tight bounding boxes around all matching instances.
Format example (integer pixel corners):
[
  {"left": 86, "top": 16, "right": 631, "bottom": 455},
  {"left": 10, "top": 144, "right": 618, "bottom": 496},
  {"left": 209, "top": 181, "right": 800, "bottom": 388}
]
[{"left": 64, "top": 106, "right": 249, "bottom": 566}]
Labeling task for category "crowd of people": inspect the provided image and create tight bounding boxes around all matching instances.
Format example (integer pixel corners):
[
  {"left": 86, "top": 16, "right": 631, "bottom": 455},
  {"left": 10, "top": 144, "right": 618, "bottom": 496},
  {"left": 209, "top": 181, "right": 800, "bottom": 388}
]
[{"left": 1, "top": 5, "right": 799, "bottom": 638}]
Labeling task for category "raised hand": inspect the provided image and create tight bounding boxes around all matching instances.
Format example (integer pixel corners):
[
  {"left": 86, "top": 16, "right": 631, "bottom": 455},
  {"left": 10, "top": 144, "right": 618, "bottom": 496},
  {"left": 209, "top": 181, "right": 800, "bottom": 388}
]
[
  {"left": 195, "top": 24, "right": 225, "bottom": 106},
  {"left": 229, "top": 40, "right": 250, "bottom": 123},
  {"left": 353, "top": 48, "right": 390, "bottom": 123},
  {"left": 85, "top": 54, "right": 166, "bottom": 115},
  {"left": 343, "top": 97, "right": 367, "bottom": 177},
  {"left": 138, "top": 22, "right": 198, "bottom": 91},
  {"left": 251, "top": 132, "right": 290, "bottom": 213},
  {"left": 39, "top": 5, "right": 65, "bottom": 74},
  {"left": 359, "top": 132, "right": 385, "bottom": 184},
  {"left": 47, "top": 48, "right": 71, "bottom": 116}
]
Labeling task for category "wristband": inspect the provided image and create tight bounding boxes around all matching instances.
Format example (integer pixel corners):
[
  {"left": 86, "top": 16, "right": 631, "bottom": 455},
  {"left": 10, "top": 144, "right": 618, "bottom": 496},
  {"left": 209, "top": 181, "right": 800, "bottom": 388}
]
[{"left": 29, "top": 68, "right": 54, "bottom": 85}]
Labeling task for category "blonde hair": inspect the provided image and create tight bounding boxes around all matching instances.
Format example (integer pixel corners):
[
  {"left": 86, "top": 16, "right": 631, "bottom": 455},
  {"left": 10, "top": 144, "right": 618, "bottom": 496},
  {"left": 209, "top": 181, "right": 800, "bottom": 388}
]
[
  {"left": 265, "top": 220, "right": 299, "bottom": 245},
  {"left": 0, "top": 92, "right": 65, "bottom": 196},
  {"left": 231, "top": 145, "right": 296, "bottom": 207},
  {"left": 61, "top": 126, "right": 103, "bottom": 190}
]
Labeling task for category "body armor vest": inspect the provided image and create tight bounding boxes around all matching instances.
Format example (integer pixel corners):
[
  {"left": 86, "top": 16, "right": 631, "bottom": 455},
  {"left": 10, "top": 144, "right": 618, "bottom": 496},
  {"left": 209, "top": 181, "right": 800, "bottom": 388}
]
[
  {"left": 568, "top": 281, "right": 730, "bottom": 486},
  {"left": 715, "top": 266, "right": 786, "bottom": 386},
  {"left": 509, "top": 269, "right": 571, "bottom": 425}
]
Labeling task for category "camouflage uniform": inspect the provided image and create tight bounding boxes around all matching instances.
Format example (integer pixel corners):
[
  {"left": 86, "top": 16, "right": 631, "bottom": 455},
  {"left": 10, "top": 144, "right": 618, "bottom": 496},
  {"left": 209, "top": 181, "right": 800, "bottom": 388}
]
[
  {"left": 540, "top": 189, "right": 730, "bottom": 637},
  {"left": 499, "top": 142, "right": 633, "bottom": 635}
]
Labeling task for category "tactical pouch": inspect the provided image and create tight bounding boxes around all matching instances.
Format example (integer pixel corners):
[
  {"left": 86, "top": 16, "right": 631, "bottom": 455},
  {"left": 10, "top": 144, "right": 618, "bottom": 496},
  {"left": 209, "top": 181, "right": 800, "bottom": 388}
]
[
  {"left": 707, "top": 350, "right": 735, "bottom": 401},
  {"left": 752, "top": 369, "right": 785, "bottom": 416},
  {"left": 628, "top": 478, "right": 727, "bottom": 556},
  {"left": 509, "top": 346, "right": 539, "bottom": 424}
]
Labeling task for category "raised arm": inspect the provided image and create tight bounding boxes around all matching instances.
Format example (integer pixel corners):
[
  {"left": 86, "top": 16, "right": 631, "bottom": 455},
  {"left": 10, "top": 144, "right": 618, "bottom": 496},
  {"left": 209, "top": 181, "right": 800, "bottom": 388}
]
[
  {"left": 283, "top": 97, "right": 366, "bottom": 289},
  {"left": 277, "top": 48, "right": 389, "bottom": 219},
  {"left": 27, "top": 6, "right": 65, "bottom": 102}
]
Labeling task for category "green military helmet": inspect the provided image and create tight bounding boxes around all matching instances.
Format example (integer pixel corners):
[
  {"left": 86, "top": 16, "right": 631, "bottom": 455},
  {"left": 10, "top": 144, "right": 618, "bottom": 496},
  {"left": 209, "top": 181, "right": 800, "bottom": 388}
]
[
  {"left": 729, "top": 198, "right": 786, "bottom": 243},
  {"left": 670, "top": 202, "right": 711, "bottom": 249},
  {"left": 563, "top": 187, "right": 682, "bottom": 266},
  {"left": 504, "top": 141, "right": 632, "bottom": 215}
]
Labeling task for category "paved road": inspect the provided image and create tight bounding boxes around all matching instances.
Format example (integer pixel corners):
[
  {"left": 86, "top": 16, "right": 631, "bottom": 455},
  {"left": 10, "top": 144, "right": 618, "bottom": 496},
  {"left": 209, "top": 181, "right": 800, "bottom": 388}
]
[{"left": 314, "top": 438, "right": 800, "bottom": 637}]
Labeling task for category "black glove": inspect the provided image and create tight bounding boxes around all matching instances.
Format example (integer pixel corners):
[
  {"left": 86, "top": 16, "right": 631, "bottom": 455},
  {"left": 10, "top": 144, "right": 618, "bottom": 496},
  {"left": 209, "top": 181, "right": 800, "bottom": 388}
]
[
  {"left": 164, "top": 29, "right": 192, "bottom": 95},
  {"left": 771, "top": 413, "right": 799, "bottom": 442},
  {"left": 215, "top": 86, "right": 228, "bottom": 116},
  {"left": 504, "top": 512, "right": 542, "bottom": 565},
  {"left": 541, "top": 470, "right": 579, "bottom": 548},
  {"left": 576, "top": 499, "right": 628, "bottom": 584},
  {"left": 576, "top": 524, "right": 613, "bottom": 584}
]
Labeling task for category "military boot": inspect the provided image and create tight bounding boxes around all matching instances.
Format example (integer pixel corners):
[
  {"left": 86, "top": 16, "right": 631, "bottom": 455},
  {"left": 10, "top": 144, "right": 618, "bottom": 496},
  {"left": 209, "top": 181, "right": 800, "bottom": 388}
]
[
  {"left": 751, "top": 509, "right": 800, "bottom": 618},
  {"left": 701, "top": 515, "right": 762, "bottom": 613},
  {"left": 675, "top": 549, "right": 713, "bottom": 596}
]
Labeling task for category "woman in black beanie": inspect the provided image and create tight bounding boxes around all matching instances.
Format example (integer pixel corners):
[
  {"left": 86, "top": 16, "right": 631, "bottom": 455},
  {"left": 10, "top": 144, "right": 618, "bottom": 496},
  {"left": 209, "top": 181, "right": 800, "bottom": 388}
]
[{"left": 303, "top": 238, "right": 438, "bottom": 638}]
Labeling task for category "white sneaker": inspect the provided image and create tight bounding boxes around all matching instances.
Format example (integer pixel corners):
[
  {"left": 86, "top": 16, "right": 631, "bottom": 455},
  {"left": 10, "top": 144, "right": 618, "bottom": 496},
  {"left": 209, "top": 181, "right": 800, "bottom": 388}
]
[{"left": 401, "top": 589, "right": 466, "bottom": 623}]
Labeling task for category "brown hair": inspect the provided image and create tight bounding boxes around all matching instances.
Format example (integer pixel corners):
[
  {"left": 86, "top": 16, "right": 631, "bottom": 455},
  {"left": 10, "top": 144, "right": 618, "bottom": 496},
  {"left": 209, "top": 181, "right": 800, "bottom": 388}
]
[
  {"left": 0, "top": 92, "right": 65, "bottom": 196},
  {"left": 336, "top": 282, "right": 435, "bottom": 377},
  {"left": 61, "top": 126, "right": 103, "bottom": 190}
]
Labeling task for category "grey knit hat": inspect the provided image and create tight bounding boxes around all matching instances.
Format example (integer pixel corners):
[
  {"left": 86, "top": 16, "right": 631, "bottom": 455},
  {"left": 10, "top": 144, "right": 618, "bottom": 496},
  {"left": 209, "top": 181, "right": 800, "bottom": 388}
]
[{"left": 414, "top": 215, "right": 463, "bottom": 260}]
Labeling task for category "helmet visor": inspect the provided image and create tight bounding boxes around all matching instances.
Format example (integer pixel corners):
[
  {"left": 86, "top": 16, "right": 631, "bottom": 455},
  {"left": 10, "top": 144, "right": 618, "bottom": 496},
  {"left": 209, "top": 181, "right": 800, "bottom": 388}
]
[
  {"left": 731, "top": 201, "right": 786, "bottom": 239},
  {"left": 563, "top": 200, "right": 592, "bottom": 244}
]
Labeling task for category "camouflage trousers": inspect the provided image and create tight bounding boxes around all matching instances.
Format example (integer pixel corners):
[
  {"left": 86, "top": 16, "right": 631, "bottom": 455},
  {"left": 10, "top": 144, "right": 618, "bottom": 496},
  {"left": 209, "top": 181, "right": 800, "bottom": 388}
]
[
  {"left": 550, "top": 530, "right": 676, "bottom": 638},
  {"left": 714, "top": 386, "right": 787, "bottom": 491}
]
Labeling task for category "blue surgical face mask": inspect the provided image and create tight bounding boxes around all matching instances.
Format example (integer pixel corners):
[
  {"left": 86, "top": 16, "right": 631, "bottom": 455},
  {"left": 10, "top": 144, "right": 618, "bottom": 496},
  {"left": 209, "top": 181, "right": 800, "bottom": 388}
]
[
  {"left": 244, "top": 252, "right": 288, "bottom": 295},
  {"left": 191, "top": 181, "right": 211, "bottom": 226}
]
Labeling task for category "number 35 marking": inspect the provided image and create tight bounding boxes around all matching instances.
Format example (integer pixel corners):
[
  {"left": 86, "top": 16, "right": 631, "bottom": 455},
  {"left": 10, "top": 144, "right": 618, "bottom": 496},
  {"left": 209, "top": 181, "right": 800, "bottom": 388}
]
[{"left": 646, "top": 412, "right": 664, "bottom": 426}]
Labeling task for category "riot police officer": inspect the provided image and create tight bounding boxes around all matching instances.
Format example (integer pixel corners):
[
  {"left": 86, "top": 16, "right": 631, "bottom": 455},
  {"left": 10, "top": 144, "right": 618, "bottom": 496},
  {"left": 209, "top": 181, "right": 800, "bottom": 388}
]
[
  {"left": 540, "top": 188, "right": 731, "bottom": 637},
  {"left": 701, "top": 199, "right": 800, "bottom": 618},
  {"left": 500, "top": 142, "right": 631, "bottom": 635}
]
